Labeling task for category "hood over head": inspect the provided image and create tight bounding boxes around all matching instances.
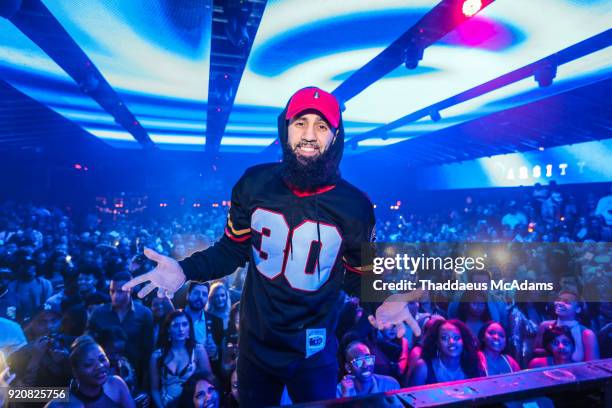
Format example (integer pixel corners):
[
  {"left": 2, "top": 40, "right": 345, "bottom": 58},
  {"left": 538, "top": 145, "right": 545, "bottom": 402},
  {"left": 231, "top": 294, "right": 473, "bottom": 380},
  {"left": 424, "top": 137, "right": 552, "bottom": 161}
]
[{"left": 277, "top": 87, "right": 345, "bottom": 191}]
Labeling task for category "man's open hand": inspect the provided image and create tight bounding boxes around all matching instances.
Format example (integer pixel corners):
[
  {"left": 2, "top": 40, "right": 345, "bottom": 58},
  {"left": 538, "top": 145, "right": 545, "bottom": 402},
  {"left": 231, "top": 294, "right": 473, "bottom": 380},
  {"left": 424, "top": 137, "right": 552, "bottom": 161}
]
[
  {"left": 122, "top": 248, "right": 186, "bottom": 298},
  {"left": 369, "top": 290, "right": 423, "bottom": 338}
]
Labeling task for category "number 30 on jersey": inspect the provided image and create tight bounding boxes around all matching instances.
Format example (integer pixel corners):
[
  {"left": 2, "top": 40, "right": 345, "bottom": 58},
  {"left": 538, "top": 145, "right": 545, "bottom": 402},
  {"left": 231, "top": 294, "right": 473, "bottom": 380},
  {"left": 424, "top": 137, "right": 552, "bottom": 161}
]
[{"left": 251, "top": 208, "right": 342, "bottom": 292}]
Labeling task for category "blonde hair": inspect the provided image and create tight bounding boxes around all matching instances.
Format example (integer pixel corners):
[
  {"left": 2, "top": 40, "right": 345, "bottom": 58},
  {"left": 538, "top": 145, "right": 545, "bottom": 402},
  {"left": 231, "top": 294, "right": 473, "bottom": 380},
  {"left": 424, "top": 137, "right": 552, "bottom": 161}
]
[{"left": 206, "top": 281, "right": 231, "bottom": 320}]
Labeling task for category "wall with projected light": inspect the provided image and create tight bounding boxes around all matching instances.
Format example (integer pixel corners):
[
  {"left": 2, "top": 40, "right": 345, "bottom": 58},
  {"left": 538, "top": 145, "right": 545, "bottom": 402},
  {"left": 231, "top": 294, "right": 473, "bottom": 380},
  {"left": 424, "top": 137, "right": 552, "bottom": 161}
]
[{"left": 417, "top": 139, "right": 612, "bottom": 190}]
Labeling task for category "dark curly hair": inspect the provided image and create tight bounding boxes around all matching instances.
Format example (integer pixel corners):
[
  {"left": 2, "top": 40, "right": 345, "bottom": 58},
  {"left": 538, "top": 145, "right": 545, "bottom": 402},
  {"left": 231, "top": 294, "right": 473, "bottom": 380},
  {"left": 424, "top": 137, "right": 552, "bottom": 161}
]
[
  {"left": 421, "top": 319, "right": 481, "bottom": 379},
  {"left": 542, "top": 325, "right": 575, "bottom": 354},
  {"left": 177, "top": 371, "right": 220, "bottom": 408},
  {"left": 156, "top": 310, "right": 197, "bottom": 371},
  {"left": 477, "top": 320, "right": 510, "bottom": 354}
]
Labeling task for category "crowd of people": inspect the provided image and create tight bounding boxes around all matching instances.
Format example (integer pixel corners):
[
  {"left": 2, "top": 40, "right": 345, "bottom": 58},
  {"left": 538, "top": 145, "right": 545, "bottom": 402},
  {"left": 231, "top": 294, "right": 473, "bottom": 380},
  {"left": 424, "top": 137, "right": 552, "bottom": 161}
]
[{"left": 0, "top": 181, "right": 609, "bottom": 407}]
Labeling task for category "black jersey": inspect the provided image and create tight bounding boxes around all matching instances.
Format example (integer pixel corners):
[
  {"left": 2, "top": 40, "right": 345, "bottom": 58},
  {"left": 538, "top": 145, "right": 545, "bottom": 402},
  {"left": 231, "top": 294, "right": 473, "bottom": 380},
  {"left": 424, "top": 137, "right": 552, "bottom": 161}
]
[{"left": 179, "top": 163, "right": 375, "bottom": 369}]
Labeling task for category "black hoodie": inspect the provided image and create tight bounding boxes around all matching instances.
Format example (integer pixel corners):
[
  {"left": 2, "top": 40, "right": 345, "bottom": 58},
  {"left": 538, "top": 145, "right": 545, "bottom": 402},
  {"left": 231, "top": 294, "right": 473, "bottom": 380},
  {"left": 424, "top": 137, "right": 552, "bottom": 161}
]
[{"left": 180, "top": 100, "right": 375, "bottom": 371}]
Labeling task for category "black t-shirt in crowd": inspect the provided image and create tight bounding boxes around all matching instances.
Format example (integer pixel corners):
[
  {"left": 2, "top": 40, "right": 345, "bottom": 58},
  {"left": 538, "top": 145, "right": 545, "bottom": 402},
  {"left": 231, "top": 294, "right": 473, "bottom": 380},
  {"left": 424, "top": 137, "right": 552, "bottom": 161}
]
[{"left": 180, "top": 163, "right": 374, "bottom": 370}]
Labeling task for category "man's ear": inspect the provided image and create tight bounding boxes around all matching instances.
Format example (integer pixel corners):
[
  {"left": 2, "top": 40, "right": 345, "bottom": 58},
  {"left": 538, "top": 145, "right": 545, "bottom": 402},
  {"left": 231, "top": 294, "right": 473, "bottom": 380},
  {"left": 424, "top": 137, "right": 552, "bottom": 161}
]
[{"left": 345, "top": 362, "right": 351, "bottom": 374}]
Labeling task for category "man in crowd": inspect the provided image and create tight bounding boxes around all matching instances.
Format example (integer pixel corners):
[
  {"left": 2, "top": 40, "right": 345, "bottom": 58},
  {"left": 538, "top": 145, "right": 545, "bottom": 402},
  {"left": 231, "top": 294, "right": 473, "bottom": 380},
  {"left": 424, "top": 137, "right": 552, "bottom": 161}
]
[
  {"left": 89, "top": 271, "right": 153, "bottom": 385},
  {"left": 338, "top": 340, "right": 400, "bottom": 397},
  {"left": 184, "top": 281, "right": 223, "bottom": 355},
  {"left": 75, "top": 264, "right": 109, "bottom": 305},
  {"left": 184, "top": 281, "right": 209, "bottom": 343},
  {"left": 8, "top": 250, "right": 53, "bottom": 321}
]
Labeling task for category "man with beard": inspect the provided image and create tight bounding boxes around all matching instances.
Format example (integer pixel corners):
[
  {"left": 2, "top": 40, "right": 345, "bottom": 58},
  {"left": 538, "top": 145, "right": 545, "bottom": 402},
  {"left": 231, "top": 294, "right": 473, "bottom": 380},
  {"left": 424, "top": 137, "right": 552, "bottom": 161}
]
[
  {"left": 123, "top": 87, "right": 416, "bottom": 406},
  {"left": 89, "top": 271, "right": 154, "bottom": 387},
  {"left": 338, "top": 341, "right": 400, "bottom": 397},
  {"left": 184, "top": 281, "right": 223, "bottom": 357},
  {"left": 184, "top": 281, "right": 210, "bottom": 344}
]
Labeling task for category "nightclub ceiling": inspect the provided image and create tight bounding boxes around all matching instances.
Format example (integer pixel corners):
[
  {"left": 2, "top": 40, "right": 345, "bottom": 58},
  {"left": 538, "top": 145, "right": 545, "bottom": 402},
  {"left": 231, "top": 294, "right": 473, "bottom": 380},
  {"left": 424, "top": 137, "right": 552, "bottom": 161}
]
[{"left": 1, "top": 0, "right": 611, "bottom": 162}]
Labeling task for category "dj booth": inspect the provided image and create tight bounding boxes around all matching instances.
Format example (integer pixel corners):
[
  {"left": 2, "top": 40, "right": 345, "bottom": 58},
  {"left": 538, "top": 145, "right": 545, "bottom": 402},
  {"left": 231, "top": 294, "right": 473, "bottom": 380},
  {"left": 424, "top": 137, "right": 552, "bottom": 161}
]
[{"left": 291, "top": 359, "right": 612, "bottom": 408}]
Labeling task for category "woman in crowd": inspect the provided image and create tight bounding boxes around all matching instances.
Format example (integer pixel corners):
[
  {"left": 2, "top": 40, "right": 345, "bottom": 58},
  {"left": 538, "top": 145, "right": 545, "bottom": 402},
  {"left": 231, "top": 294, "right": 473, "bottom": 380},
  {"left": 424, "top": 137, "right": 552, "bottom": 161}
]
[
  {"left": 529, "top": 325, "right": 576, "bottom": 368},
  {"left": 535, "top": 290, "right": 599, "bottom": 362},
  {"left": 224, "top": 370, "right": 239, "bottom": 408},
  {"left": 477, "top": 321, "right": 520, "bottom": 375},
  {"left": 150, "top": 310, "right": 211, "bottom": 408},
  {"left": 206, "top": 282, "right": 231, "bottom": 332},
  {"left": 409, "top": 319, "right": 483, "bottom": 386},
  {"left": 404, "top": 314, "right": 445, "bottom": 384},
  {"left": 46, "top": 335, "right": 134, "bottom": 407},
  {"left": 177, "top": 371, "right": 221, "bottom": 408}
]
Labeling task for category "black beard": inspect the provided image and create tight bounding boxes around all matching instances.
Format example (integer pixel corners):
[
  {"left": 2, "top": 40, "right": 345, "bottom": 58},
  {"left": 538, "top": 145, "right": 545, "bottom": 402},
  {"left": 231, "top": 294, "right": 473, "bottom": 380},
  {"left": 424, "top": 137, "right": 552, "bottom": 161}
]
[
  {"left": 189, "top": 300, "right": 204, "bottom": 311},
  {"left": 281, "top": 144, "right": 339, "bottom": 192}
]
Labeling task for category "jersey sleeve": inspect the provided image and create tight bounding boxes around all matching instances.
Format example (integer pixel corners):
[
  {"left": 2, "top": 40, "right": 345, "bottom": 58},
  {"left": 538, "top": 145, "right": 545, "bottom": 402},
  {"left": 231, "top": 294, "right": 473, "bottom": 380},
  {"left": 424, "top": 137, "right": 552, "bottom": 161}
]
[
  {"left": 179, "top": 173, "right": 251, "bottom": 282},
  {"left": 342, "top": 199, "right": 375, "bottom": 297},
  {"left": 223, "top": 172, "right": 253, "bottom": 243}
]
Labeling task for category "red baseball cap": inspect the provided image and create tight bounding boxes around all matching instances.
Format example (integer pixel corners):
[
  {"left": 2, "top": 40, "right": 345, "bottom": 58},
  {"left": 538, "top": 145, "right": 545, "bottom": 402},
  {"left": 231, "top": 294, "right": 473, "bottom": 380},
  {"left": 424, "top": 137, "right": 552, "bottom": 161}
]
[{"left": 285, "top": 87, "right": 340, "bottom": 128}]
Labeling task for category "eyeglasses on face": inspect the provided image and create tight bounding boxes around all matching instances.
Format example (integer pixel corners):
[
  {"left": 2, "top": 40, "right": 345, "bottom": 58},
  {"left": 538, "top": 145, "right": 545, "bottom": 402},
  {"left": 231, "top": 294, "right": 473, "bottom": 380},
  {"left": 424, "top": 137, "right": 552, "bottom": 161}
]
[{"left": 350, "top": 355, "right": 375, "bottom": 368}]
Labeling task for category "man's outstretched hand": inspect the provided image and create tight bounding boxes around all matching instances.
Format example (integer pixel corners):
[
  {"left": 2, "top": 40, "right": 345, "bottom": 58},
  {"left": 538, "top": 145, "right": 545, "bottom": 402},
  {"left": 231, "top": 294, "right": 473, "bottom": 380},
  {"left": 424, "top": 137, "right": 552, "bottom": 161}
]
[
  {"left": 369, "top": 290, "right": 423, "bottom": 338},
  {"left": 122, "top": 248, "right": 186, "bottom": 298}
]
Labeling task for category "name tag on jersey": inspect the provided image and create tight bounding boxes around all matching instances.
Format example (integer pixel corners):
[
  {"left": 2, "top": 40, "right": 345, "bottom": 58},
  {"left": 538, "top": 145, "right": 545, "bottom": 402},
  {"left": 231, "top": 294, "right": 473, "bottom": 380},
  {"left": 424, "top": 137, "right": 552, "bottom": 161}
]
[{"left": 305, "top": 328, "right": 326, "bottom": 358}]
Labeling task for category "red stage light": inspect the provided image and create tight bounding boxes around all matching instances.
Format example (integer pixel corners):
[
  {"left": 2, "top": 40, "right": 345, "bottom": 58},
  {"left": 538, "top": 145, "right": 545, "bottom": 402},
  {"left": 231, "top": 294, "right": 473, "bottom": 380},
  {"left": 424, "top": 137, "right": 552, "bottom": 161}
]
[
  {"left": 74, "top": 164, "right": 82, "bottom": 170},
  {"left": 462, "top": 0, "right": 482, "bottom": 17}
]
